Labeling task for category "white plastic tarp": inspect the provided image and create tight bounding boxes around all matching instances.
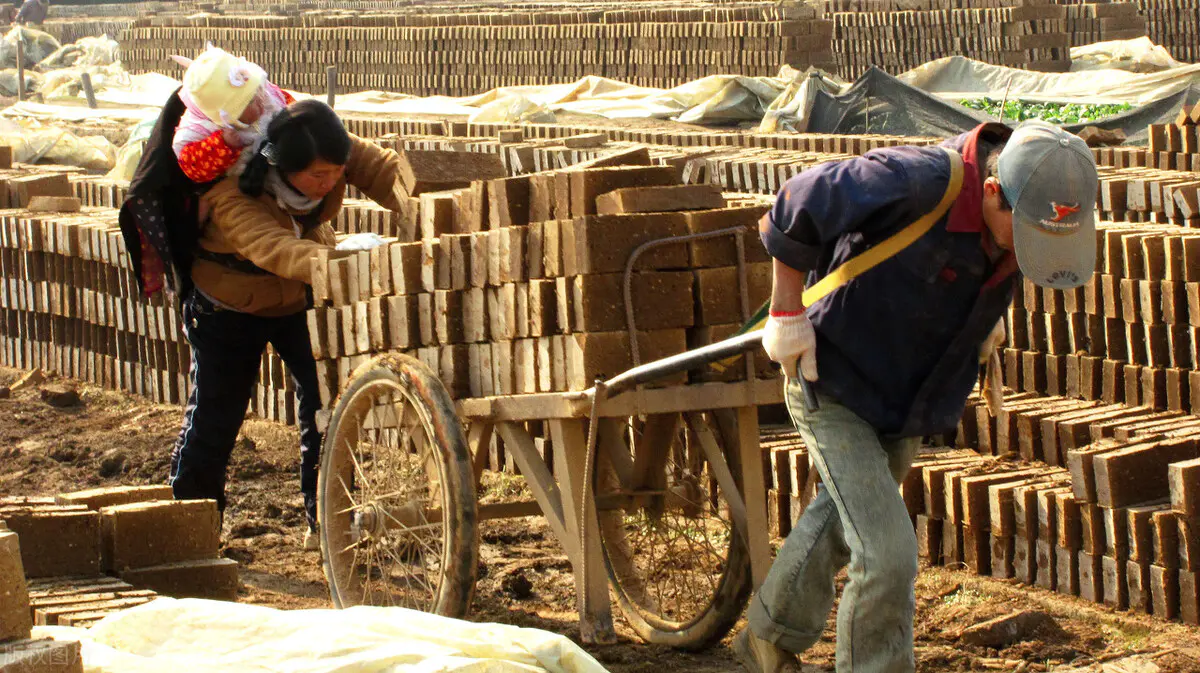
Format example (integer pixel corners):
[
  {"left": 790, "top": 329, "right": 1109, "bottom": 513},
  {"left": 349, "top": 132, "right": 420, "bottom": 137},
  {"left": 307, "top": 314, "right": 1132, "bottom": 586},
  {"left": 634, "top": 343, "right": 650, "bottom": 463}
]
[
  {"left": 899, "top": 53, "right": 1200, "bottom": 105},
  {"left": 327, "top": 73, "right": 794, "bottom": 123},
  {"left": 34, "top": 597, "right": 609, "bottom": 673}
]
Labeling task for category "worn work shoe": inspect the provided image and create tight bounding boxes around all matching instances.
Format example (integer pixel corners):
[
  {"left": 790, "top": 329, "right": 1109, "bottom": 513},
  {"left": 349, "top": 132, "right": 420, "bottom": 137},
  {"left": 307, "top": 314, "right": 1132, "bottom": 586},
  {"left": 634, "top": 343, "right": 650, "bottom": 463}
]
[
  {"left": 302, "top": 527, "right": 320, "bottom": 552},
  {"left": 733, "top": 627, "right": 800, "bottom": 673}
]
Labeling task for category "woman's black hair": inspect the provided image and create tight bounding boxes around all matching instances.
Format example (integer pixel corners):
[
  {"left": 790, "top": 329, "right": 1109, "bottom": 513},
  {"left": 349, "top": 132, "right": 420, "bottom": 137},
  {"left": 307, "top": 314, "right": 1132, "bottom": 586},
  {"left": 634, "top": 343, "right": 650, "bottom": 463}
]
[{"left": 239, "top": 99, "right": 351, "bottom": 197}]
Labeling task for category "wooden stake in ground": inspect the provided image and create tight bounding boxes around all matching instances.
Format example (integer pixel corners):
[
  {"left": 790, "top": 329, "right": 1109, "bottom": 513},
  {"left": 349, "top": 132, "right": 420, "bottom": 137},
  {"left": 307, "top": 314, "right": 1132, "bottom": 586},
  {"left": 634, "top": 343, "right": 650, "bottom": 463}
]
[{"left": 80, "top": 72, "right": 98, "bottom": 109}]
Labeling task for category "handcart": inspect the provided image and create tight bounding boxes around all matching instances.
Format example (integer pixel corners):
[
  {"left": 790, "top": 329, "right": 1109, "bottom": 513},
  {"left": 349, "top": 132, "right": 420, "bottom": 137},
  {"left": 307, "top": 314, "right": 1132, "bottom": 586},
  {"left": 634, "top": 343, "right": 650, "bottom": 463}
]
[{"left": 317, "top": 227, "right": 792, "bottom": 649}]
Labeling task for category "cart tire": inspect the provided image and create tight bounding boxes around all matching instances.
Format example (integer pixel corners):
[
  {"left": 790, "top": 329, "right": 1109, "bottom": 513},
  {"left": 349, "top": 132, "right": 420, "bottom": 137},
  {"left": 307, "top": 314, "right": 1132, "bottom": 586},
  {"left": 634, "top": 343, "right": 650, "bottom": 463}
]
[
  {"left": 319, "top": 353, "right": 477, "bottom": 617},
  {"left": 596, "top": 410, "right": 752, "bottom": 649}
]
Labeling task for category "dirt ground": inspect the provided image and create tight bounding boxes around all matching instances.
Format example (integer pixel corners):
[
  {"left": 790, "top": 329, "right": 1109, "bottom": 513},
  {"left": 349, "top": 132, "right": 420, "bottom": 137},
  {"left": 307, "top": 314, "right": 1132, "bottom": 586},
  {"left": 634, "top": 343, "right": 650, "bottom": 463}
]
[{"left": 2, "top": 366, "right": 1199, "bottom": 673}]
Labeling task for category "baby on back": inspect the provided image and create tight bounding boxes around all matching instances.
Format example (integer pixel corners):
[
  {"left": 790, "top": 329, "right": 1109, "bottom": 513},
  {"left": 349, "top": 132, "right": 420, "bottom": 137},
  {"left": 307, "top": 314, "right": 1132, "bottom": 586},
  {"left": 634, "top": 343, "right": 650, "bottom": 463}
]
[{"left": 172, "top": 45, "right": 294, "bottom": 185}]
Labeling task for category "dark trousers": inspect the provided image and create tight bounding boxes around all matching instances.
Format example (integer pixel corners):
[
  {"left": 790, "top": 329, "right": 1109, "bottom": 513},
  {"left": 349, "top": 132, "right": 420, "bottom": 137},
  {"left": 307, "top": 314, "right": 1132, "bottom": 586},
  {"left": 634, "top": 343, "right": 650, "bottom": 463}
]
[{"left": 170, "top": 292, "right": 323, "bottom": 530}]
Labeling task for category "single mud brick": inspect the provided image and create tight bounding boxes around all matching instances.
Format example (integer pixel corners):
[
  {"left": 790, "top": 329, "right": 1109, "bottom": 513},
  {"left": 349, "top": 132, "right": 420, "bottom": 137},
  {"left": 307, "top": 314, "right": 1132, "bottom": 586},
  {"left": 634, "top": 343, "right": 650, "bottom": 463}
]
[
  {"left": 916, "top": 515, "right": 943, "bottom": 564},
  {"left": 990, "top": 535, "right": 1015, "bottom": 579},
  {"left": 1104, "top": 507, "right": 1130, "bottom": 560},
  {"left": 685, "top": 206, "right": 771, "bottom": 267},
  {"left": 487, "top": 176, "right": 531, "bottom": 229},
  {"left": 1021, "top": 352, "right": 1047, "bottom": 393},
  {"left": 1127, "top": 558, "right": 1153, "bottom": 613},
  {"left": 1014, "top": 535, "right": 1034, "bottom": 584},
  {"left": 1095, "top": 437, "right": 1200, "bottom": 508},
  {"left": 1080, "top": 503, "right": 1106, "bottom": 556},
  {"left": 1167, "top": 368, "right": 1189, "bottom": 411},
  {"left": 27, "top": 196, "right": 82, "bottom": 213},
  {"left": 0, "top": 528, "right": 32, "bottom": 642},
  {"left": 567, "top": 146, "right": 652, "bottom": 171},
  {"left": 0, "top": 638, "right": 82, "bottom": 673},
  {"left": 962, "top": 525, "right": 991, "bottom": 575},
  {"left": 1056, "top": 491, "right": 1083, "bottom": 550},
  {"left": 1182, "top": 518, "right": 1200, "bottom": 571},
  {"left": 572, "top": 272, "right": 693, "bottom": 332},
  {"left": 569, "top": 166, "right": 677, "bottom": 216},
  {"left": 1003, "top": 348, "right": 1023, "bottom": 393},
  {"left": 1036, "top": 539, "right": 1057, "bottom": 589},
  {"left": 100, "top": 499, "right": 219, "bottom": 572},
  {"left": 2, "top": 510, "right": 100, "bottom": 578},
  {"left": 572, "top": 213, "right": 689, "bottom": 274},
  {"left": 1056, "top": 544, "right": 1080, "bottom": 595},
  {"left": 1103, "top": 555, "right": 1129, "bottom": 608},
  {"left": 0, "top": 145, "right": 11, "bottom": 169},
  {"left": 1078, "top": 551, "right": 1103, "bottom": 602},
  {"left": 120, "top": 558, "right": 239, "bottom": 601},
  {"left": 1101, "top": 359, "right": 1124, "bottom": 403},
  {"left": 1153, "top": 510, "right": 1180, "bottom": 569},
  {"left": 694, "top": 263, "right": 773, "bottom": 325},
  {"left": 8, "top": 173, "right": 72, "bottom": 208},
  {"left": 565, "top": 330, "right": 687, "bottom": 391},
  {"left": 396, "top": 149, "right": 505, "bottom": 196},
  {"left": 388, "top": 242, "right": 423, "bottom": 295},
  {"left": 55, "top": 485, "right": 174, "bottom": 511},
  {"left": 942, "top": 521, "right": 963, "bottom": 567},
  {"left": 1124, "top": 364, "right": 1143, "bottom": 406},
  {"left": 1150, "top": 565, "right": 1180, "bottom": 618},
  {"left": 596, "top": 184, "right": 724, "bottom": 215},
  {"left": 1182, "top": 570, "right": 1200, "bottom": 624},
  {"left": 1169, "top": 457, "right": 1200, "bottom": 520}
]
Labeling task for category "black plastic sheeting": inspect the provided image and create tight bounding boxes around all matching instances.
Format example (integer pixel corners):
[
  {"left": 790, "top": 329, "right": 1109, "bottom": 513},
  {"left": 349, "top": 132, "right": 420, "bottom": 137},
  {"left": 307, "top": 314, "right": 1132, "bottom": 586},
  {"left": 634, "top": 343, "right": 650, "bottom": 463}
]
[{"left": 805, "top": 66, "right": 1200, "bottom": 144}]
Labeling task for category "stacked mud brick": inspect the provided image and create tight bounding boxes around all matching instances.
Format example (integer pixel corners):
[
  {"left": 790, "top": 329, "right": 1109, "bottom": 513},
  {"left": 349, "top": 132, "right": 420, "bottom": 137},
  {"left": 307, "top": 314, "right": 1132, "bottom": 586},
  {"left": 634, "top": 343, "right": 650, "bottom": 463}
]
[
  {"left": 0, "top": 486, "right": 236, "bottom": 619},
  {"left": 1145, "top": 103, "right": 1200, "bottom": 173},
  {"left": 903, "top": 154, "right": 1200, "bottom": 622},
  {"left": 119, "top": 2, "right": 836, "bottom": 96},
  {"left": 2, "top": 518, "right": 84, "bottom": 672},
  {"left": 831, "top": 1, "right": 1074, "bottom": 77},
  {"left": 1133, "top": 0, "right": 1200, "bottom": 63},
  {"left": 1057, "top": 1, "right": 1147, "bottom": 47},
  {"left": 927, "top": 389, "right": 1200, "bottom": 623},
  {"left": 305, "top": 145, "right": 781, "bottom": 405}
]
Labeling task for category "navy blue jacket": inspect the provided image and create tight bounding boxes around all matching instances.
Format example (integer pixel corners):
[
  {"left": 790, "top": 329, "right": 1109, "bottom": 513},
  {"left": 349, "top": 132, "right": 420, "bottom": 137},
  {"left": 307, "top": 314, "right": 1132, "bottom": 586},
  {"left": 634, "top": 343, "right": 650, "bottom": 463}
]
[{"left": 760, "top": 124, "right": 1018, "bottom": 438}]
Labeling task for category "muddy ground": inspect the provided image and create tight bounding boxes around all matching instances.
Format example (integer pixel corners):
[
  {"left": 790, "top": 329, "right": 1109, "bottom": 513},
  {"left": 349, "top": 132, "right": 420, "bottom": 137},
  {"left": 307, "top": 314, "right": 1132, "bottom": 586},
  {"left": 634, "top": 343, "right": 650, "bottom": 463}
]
[{"left": 2, "top": 366, "right": 1198, "bottom": 672}]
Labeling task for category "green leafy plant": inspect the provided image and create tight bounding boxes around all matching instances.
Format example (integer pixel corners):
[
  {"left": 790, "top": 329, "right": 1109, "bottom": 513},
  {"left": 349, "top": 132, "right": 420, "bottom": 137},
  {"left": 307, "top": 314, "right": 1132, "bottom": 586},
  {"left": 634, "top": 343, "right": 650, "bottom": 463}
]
[{"left": 959, "top": 98, "right": 1134, "bottom": 124}]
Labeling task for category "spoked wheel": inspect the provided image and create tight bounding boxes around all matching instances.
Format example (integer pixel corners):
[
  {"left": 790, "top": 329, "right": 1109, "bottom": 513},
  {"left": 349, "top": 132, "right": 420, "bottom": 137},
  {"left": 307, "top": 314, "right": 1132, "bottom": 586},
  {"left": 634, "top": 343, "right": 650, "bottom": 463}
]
[
  {"left": 319, "top": 354, "right": 477, "bottom": 617},
  {"left": 595, "top": 410, "right": 752, "bottom": 649}
]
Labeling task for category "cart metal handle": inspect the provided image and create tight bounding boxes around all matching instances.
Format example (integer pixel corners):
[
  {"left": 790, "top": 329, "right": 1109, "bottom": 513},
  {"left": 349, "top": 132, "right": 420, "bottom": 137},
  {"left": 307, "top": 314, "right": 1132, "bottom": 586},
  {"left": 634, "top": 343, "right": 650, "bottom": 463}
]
[{"left": 595, "top": 330, "right": 820, "bottom": 412}]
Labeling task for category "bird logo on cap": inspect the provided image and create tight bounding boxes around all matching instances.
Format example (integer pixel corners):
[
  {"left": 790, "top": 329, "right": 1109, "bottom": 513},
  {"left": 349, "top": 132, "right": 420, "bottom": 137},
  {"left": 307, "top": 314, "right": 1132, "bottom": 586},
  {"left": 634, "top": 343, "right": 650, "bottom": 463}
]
[
  {"left": 1050, "top": 202, "right": 1080, "bottom": 222},
  {"left": 1036, "top": 202, "right": 1082, "bottom": 235}
]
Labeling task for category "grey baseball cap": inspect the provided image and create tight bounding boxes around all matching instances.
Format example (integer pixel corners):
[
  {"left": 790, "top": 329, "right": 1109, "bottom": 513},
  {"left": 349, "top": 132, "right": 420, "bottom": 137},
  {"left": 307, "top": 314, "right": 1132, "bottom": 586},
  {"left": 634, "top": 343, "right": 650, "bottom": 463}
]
[{"left": 998, "top": 120, "right": 1099, "bottom": 289}]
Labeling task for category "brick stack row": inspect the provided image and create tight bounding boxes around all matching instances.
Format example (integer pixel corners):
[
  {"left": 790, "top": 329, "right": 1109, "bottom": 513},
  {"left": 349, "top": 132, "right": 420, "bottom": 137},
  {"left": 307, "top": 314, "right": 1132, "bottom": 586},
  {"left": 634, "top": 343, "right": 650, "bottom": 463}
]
[
  {"left": 305, "top": 146, "right": 779, "bottom": 407},
  {"left": 1133, "top": 0, "right": 1200, "bottom": 63},
  {"left": 118, "top": 3, "right": 836, "bottom": 95},
  {"left": 831, "top": 3, "right": 1074, "bottom": 77},
  {"left": 0, "top": 486, "right": 236, "bottom": 614}
]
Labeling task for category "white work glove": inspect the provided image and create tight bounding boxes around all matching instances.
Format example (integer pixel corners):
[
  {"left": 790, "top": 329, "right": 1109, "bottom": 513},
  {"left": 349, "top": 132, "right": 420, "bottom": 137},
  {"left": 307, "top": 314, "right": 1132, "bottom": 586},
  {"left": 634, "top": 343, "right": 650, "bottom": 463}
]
[
  {"left": 335, "top": 233, "right": 386, "bottom": 251},
  {"left": 762, "top": 312, "right": 818, "bottom": 382},
  {"left": 980, "top": 318, "right": 1006, "bottom": 364}
]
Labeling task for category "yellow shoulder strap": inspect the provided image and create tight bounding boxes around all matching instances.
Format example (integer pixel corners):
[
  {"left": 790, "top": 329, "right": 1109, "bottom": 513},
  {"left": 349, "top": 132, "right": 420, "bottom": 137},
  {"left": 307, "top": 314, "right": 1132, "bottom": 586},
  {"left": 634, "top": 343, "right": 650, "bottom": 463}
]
[
  {"left": 799, "top": 146, "right": 966, "bottom": 308},
  {"left": 711, "top": 147, "right": 965, "bottom": 373}
]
